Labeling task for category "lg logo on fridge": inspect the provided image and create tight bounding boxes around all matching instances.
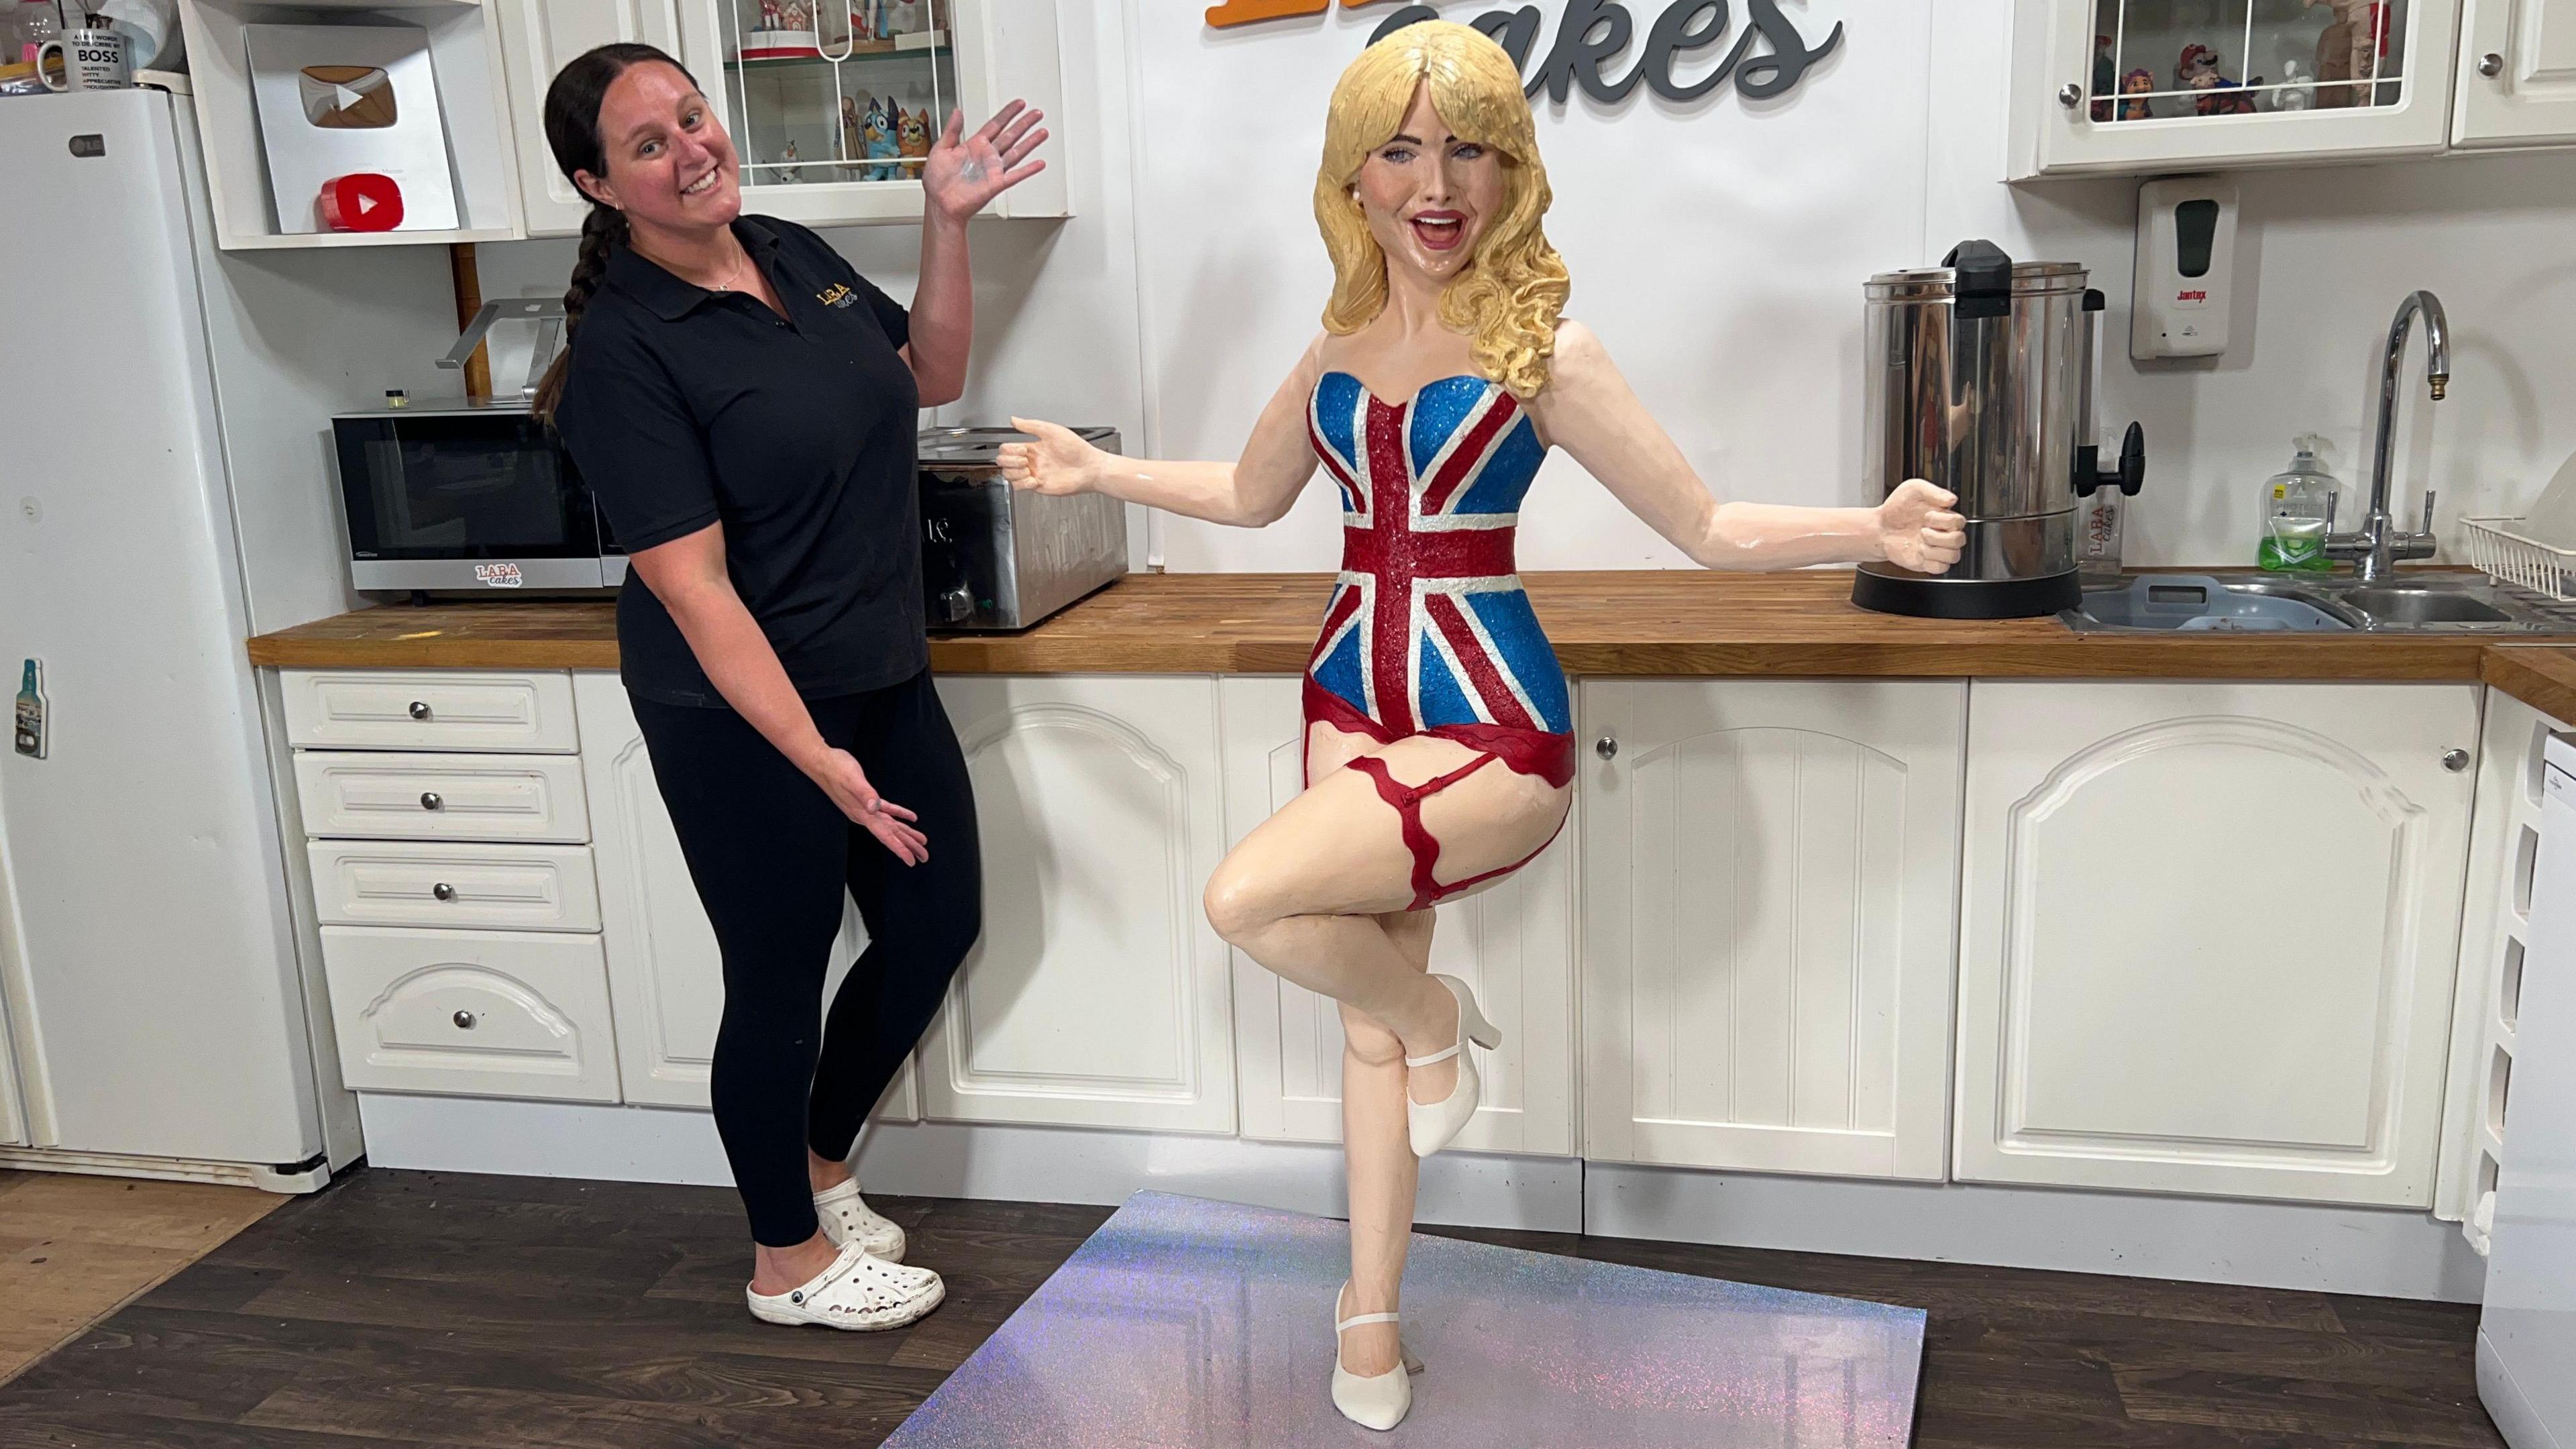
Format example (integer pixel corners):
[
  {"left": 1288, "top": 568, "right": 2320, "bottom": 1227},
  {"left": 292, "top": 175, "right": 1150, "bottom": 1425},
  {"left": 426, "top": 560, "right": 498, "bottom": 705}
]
[{"left": 1205, "top": 0, "right": 1845, "bottom": 106}]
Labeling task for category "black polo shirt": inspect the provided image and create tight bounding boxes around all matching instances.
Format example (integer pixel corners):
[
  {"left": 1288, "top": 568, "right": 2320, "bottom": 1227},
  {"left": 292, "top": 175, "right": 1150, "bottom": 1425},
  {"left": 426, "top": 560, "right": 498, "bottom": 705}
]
[{"left": 553, "top": 216, "right": 926, "bottom": 707}]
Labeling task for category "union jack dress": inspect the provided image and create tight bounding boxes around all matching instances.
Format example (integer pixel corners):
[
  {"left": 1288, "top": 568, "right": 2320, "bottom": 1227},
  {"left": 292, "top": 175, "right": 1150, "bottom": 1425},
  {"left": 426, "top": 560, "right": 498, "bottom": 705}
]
[{"left": 1301, "top": 369, "right": 1577, "bottom": 906}]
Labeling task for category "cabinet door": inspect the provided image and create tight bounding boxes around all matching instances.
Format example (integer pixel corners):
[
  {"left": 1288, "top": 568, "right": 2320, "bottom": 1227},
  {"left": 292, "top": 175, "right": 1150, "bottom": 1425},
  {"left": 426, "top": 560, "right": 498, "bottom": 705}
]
[
  {"left": 1957, "top": 680, "right": 2478, "bottom": 1205},
  {"left": 574, "top": 674, "right": 914, "bottom": 1118},
  {"left": 1220, "top": 678, "right": 1576, "bottom": 1157},
  {"left": 319, "top": 925, "right": 623, "bottom": 1103},
  {"left": 1580, "top": 680, "right": 1965, "bottom": 1181},
  {"left": 2010, "top": 0, "right": 2461, "bottom": 178},
  {"left": 2454, "top": 0, "right": 2576, "bottom": 146},
  {"left": 494, "top": 0, "right": 683, "bottom": 237},
  {"left": 918, "top": 676, "right": 1236, "bottom": 1132},
  {"left": 669, "top": 0, "right": 1066, "bottom": 227}
]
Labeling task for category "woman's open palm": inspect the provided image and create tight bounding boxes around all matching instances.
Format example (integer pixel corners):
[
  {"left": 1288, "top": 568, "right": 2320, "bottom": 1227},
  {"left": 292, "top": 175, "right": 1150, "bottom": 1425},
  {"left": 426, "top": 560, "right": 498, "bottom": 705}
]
[
  {"left": 812, "top": 749, "right": 928, "bottom": 864},
  {"left": 920, "top": 101, "right": 1047, "bottom": 223}
]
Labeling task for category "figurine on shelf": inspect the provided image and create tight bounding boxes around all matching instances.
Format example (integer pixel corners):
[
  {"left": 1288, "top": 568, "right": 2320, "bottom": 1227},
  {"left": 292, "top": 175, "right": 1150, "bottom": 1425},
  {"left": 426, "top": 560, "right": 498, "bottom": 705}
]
[
  {"left": 885, "top": 0, "right": 922, "bottom": 36},
  {"left": 2273, "top": 58, "right": 2315, "bottom": 111},
  {"left": 757, "top": 0, "right": 781, "bottom": 30},
  {"left": 898, "top": 106, "right": 932, "bottom": 172},
  {"left": 779, "top": 0, "right": 810, "bottom": 36},
  {"left": 2306, "top": 0, "right": 2388, "bottom": 109},
  {"left": 840, "top": 93, "right": 867, "bottom": 164},
  {"left": 780, "top": 137, "right": 803, "bottom": 183},
  {"left": 863, "top": 98, "right": 901, "bottom": 180},
  {"left": 2119, "top": 66, "right": 2156, "bottom": 120},
  {"left": 2178, "top": 44, "right": 2259, "bottom": 116},
  {"left": 2090, "top": 34, "right": 2115, "bottom": 121}
]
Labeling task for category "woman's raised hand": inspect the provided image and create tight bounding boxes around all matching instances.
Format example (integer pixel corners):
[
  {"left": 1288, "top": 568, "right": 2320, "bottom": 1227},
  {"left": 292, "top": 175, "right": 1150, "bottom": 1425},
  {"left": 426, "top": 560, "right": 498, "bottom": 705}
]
[
  {"left": 1876, "top": 478, "right": 1967, "bottom": 575},
  {"left": 998, "top": 417, "right": 1106, "bottom": 496},
  {"left": 919, "top": 100, "right": 1047, "bottom": 225},
  {"left": 810, "top": 747, "right": 928, "bottom": 864}
]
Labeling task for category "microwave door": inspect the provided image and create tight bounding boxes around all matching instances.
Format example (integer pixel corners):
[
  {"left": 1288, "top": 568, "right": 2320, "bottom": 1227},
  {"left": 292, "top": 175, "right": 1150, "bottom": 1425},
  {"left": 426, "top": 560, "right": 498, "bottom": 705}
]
[{"left": 336, "top": 413, "right": 604, "bottom": 590}]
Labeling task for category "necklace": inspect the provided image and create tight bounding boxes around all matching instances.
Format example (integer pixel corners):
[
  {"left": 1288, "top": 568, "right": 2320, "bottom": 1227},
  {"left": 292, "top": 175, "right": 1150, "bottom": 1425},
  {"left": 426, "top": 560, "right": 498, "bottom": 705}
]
[{"left": 704, "top": 245, "right": 748, "bottom": 294}]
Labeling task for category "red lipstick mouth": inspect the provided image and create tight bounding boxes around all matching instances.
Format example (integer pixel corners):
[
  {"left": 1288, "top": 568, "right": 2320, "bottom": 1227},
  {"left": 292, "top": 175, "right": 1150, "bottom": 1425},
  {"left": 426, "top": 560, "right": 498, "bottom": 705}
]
[{"left": 1409, "top": 210, "right": 1467, "bottom": 253}]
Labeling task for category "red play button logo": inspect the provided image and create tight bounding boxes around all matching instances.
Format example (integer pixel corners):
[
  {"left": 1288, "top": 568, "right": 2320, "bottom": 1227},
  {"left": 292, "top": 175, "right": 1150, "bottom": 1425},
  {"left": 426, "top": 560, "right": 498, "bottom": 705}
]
[{"left": 319, "top": 172, "right": 405, "bottom": 232}]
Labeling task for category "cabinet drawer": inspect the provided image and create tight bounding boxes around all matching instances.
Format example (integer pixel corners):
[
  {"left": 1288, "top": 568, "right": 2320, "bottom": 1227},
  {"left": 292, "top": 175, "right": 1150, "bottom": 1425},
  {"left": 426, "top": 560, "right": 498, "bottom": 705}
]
[
  {"left": 319, "top": 926, "right": 619, "bottom": 1102},
  {"left": 296, "top": 753, "right": 590, "bottom": 843},
  {"left": 282, "top": 671, "right": 578, "bottom": 753},
  {"left": 308, "top": 841, "right": 600, "bottom": 932}
]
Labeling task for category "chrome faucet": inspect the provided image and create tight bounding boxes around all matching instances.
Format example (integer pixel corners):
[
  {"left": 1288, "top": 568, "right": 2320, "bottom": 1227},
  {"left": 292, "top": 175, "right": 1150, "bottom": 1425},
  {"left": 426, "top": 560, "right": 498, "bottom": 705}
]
[{"left": 2325, "top": 290, "right": 2449, "bottom": 584}]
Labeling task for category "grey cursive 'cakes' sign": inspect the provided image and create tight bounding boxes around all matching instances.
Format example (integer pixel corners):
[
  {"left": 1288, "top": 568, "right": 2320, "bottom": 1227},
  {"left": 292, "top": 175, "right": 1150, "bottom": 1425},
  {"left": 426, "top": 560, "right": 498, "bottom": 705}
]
[{"left": 1205, "top": 0, "right": 1844, "bottom": 106}]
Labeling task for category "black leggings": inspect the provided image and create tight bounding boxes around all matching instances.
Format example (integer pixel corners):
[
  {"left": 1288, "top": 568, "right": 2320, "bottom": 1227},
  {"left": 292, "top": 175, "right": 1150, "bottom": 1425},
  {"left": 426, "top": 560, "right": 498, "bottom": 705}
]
[{"left": 633, "top": 668, "right": 981, "bottom": 1248}]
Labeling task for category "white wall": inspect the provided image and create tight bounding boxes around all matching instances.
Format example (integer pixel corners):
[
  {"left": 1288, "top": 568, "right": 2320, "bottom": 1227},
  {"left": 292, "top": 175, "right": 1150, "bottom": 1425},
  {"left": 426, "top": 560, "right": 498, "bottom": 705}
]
[{"left": 475, "top": 0, "right": 2576, "bottom": 572}]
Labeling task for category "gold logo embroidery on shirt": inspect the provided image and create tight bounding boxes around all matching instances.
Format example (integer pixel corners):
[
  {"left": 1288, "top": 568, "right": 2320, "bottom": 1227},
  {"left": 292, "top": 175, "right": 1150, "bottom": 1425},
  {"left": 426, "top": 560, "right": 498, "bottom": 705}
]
[{"left": 817, "top": 283, "right": 857, "bottom": 308}]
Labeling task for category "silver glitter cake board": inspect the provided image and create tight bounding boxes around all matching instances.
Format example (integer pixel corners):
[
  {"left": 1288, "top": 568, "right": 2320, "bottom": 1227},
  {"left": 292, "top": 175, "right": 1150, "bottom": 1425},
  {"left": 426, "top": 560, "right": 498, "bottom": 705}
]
[{"left": 884, "top": 1189, "right": 1925, "bottom": 1448}]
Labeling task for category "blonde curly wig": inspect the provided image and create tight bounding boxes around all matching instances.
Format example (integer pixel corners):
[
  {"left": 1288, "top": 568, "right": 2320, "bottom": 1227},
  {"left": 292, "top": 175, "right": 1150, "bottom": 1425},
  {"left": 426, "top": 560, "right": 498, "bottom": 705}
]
[{"left": 1314, "top": 21, "right": 1570, "bottom": 400}]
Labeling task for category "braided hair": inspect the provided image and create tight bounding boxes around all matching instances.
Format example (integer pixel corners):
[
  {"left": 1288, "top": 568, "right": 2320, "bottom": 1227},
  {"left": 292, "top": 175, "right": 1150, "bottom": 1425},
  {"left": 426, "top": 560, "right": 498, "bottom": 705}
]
[{"left": 531, "top": 42, "right": 695, "bottom": 420}]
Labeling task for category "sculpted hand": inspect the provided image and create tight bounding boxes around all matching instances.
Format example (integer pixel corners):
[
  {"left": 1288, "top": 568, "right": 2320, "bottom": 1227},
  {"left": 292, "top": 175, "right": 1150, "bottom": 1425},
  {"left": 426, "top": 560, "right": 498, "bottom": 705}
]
[
  {"left": 998, "top": 417, "right": 1108, "bottom": 496},
  {"left": 810, "top": 748, "right": 928, "bottom": 865},
  {"left": 919, "top": 101, "right": 1047, "bottom": 224},
  {"left": 1876, "top": 478, "right": 1966, "bottom": 574}
]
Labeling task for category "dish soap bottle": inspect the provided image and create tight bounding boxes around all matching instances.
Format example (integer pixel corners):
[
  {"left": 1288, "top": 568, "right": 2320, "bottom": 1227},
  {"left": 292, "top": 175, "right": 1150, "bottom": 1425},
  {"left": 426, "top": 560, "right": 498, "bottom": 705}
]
[{"left": 2259, "top": 435, "right": 2338, "bottom": 572}]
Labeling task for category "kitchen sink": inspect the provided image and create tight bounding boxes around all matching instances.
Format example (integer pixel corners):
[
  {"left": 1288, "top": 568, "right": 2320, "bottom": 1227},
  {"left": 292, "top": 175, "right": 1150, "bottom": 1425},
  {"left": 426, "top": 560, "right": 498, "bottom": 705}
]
[{"left": 2064, "top": 572, "right": 2576, "bottom": 635}]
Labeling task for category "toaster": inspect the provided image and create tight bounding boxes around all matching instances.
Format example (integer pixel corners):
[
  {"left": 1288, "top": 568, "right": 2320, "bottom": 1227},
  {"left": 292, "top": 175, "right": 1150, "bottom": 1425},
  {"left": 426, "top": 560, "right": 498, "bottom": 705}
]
[{"left": 918, "top": 426, "right": 1128, "bottom": 631}]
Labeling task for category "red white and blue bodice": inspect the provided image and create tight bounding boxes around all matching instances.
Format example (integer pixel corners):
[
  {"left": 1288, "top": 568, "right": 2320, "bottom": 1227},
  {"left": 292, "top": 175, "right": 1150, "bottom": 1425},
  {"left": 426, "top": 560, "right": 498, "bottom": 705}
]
[{"left": 1302, "top": 370, "right": 1572, "bottom": 741}]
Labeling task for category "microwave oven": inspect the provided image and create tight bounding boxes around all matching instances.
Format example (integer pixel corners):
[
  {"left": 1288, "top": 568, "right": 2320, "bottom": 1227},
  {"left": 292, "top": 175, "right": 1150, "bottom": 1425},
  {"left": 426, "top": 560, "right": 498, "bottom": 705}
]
[{"left": 331, "top": 400, "right": 624, "bottom": 593}]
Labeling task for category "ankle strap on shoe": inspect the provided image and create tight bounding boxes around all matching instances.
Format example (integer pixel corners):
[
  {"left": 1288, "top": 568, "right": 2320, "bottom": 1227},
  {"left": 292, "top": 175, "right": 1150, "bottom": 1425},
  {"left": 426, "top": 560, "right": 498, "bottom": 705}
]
[
  {"left": 1337, "top": 1311, "right": 1401, "bottom": 1333},
  {"left": 1403, "top": 1041, "right": 1462, "bottom": 1068}
]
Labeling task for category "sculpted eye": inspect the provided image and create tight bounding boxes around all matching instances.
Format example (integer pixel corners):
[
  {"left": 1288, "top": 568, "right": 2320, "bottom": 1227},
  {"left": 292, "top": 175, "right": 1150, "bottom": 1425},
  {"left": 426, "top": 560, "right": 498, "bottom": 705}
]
[
  {"left": 1454, "top": 143, "right": 1485, "bottom": 160},
  {"left": 1379, "top": 146, "right": 1413, "bottom": 164}
]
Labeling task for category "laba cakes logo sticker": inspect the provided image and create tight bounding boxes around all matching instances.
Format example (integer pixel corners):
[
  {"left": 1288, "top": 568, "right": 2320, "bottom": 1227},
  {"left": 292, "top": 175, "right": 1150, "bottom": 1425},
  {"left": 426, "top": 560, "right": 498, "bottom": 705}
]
[
  {"left": 1205, "top": 0, "right": 1843, "bottom": 105},
  {"left": 474, "top": 561, "right": 525, "bottom": 588}
]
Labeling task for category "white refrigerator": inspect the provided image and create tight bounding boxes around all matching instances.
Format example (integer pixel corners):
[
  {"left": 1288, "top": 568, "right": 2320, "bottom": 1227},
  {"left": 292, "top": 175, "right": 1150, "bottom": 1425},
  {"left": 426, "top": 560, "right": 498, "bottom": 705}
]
[{"left": 0, "top": 86, "right": 394, "bottom": 1188}]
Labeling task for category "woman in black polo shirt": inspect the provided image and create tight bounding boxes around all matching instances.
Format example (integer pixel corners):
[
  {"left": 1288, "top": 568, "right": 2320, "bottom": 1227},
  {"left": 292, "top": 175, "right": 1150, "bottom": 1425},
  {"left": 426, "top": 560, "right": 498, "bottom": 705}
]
[{"left": 533, "top": 42, "right": 1044, "bottom": 1331}]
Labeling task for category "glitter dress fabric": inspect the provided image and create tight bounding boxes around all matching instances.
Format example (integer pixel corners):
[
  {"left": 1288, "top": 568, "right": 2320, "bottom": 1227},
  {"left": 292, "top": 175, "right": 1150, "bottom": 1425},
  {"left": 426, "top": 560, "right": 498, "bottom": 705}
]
[
  {"left": 1303, "top": 372, "right": 1573, "bottom": 747},
  {"left": 883, "top": 1191, "right": 1926, "bottom": 1448}
]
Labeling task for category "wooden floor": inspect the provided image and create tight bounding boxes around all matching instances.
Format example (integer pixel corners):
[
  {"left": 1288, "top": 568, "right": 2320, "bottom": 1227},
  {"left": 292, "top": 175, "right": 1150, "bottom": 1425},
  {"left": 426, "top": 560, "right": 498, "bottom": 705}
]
[
  {"left": 0, "top": 1170, "right": 285, "bottom": 1384},
  {"left": 0, "top": 1167, "right": 2506, "bottom": 1448}
]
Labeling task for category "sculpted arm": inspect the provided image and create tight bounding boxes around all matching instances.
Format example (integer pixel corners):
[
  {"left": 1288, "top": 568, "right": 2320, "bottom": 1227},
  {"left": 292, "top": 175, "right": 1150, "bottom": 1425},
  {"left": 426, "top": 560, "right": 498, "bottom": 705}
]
[
  {"left": 1000, "top": 337, "right": 1325, "bottom": 527},
  {"left": 1527, "top": 322, "right": 1964, "bottom": 573}
]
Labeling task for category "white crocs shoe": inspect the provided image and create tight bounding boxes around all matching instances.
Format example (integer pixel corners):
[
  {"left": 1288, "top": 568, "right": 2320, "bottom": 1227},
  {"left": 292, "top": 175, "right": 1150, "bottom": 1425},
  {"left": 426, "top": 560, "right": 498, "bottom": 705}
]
[
  {"left": 813, "top": 1179, "right": 906, "bottom": 1261},
  {"left": 746, "top": 1240, "right": 945, "bottom": 1331}
]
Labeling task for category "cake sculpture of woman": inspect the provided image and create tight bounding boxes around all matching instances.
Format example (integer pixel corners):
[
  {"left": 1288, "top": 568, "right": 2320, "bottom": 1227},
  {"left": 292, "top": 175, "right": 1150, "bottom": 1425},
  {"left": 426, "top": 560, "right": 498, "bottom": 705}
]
[{"left": 998, "top": 21, "right": 1960, "bottom": 1433}]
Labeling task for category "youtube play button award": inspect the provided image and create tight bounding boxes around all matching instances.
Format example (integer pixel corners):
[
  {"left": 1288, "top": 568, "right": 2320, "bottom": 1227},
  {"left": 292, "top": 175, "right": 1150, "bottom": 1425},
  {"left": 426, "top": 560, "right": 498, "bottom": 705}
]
[
  {"left": 319, "top": 173, "right": 405, "bottom": 231},
  {"left": 244, "top": 21, "right": 460, "bottom": 234}
]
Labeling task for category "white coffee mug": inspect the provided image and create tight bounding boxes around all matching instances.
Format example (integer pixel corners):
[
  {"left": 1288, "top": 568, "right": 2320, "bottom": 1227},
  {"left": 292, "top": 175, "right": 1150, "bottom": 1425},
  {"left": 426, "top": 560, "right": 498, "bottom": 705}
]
[{"left": 40, "top": 27, "right": 132, "bottom": 91}]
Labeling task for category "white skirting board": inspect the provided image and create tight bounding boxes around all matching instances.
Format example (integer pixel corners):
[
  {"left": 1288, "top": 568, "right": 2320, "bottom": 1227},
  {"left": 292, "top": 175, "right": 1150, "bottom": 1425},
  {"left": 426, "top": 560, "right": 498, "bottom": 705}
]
[
  {"left": 1587, "top": 1163, "right": 2491, "bottom": 1303},
  {"left": 356, "top": 1094, "right": 2487, "bottom": 1301},
  {"left": 353, "top": 1093, "right": 1585, "bottom": 1233}
]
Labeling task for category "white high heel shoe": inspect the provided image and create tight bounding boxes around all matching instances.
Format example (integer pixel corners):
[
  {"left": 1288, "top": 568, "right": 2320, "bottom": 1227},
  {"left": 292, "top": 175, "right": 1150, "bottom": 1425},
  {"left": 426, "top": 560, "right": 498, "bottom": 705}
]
[
  {"left": 1330, "top": 1281, "right": 1424, "bottom": 1432},
  {"left": 1406, "top": 973, "right": 1502, "bottom": 1158}
]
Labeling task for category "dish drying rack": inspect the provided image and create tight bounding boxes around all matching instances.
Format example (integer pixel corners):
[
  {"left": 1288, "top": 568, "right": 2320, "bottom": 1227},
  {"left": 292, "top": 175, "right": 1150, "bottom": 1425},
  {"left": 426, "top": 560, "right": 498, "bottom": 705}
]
[{"left": 2461, "top": 517, "right": 2576, "bottom": 603}]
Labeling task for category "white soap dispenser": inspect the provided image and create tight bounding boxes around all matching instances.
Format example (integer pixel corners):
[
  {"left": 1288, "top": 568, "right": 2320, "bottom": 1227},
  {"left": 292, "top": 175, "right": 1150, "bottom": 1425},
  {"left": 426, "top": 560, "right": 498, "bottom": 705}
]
[{"left": 2131, "top": 176, "right": 2240, "bottom": 360}]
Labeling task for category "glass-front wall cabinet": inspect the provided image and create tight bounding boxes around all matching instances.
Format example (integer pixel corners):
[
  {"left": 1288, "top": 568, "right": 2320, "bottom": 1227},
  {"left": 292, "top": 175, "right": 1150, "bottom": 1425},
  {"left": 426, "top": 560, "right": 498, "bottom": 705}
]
[
  {"left": 676, "top": 0, "right": 1068, "bottom": 224},
  {"left": 2011, "top": 0, "right": 2461, "bottom": 177}
]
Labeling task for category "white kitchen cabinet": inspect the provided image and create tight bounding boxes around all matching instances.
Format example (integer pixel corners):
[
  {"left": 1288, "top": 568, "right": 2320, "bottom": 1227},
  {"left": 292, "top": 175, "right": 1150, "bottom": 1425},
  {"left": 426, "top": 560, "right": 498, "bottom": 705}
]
[
  {"left": 1956, "top": 680, "right": 2479, "bottom": 1205},
  {"left": 2434, "top": 685, "right": 2567, "bottom": 1249},
  {"left": 572, "top": 674, "right": 914, "bottom": 1119},
  {"left": 917, "top": 675, "right": 1236, "bottom": 1133},
  {"left": 1579, "top": 680, "right": 1967, "bottom": 1181},
  {"left": 2008, "top": 0, "right": 2463, "bottom": 178},
  {"left": 1220, "top": 678, "right": 1577, "bottom": 1157},
  {"left": 494, "top": 0, "right": 686, "bottom": 237},
  {"left": 670, "top": 0, "right": 1069, "bottom": 227},
  {"left": 319, "top": 924, "right": 623, "bottom": 1103},
  {"left": 2453, "top": 0, "right": 2576, "bottom": 145}
]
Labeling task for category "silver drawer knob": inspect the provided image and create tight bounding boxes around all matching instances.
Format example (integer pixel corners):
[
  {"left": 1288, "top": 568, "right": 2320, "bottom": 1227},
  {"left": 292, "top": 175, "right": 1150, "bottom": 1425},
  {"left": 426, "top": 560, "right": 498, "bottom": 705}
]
[
  {"left": 2445, "top": 748, "right": 2472, "bottom": 773},
  {"left": 2058, "top": 82, "right": 2082, "bottom": 109},
  {"left": 1595, "top": 733, "right": 1619, "bottom": 761},
  {"left": 408, "top": 700, "right": 432, "bottom": 720},
  {"left": 420, "top": 792, "right": 443, "bottom": 811},
  {"left": 453, "top": 1010, "right": 477, "bottom": 1030},
  {"left": 2480, "top": 52, "right": 2505, "bottom": 77},
  {"left": 432, "top": 882, "right": 456, "bottom": 902}
]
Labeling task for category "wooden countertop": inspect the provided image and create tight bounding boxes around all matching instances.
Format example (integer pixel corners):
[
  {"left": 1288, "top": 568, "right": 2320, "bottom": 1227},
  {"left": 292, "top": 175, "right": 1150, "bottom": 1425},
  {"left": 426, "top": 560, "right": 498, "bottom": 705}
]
[{"left": 244, "top": 571, "right": 2576, "bottom": 707}]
